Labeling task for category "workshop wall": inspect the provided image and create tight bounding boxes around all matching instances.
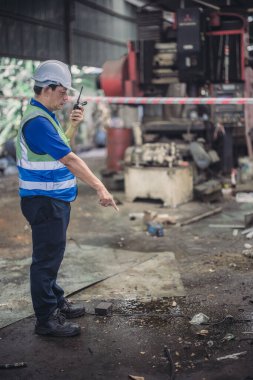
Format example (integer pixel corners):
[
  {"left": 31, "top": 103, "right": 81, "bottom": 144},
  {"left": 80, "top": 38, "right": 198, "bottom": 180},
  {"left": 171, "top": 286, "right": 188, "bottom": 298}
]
[{"left": 0, "top": 0, "right": 137, "bottom": 67}]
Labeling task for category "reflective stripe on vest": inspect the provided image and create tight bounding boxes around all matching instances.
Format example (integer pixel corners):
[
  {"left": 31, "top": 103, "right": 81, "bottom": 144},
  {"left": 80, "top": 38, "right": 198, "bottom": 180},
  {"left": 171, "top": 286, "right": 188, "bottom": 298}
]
[
  {"left": 19, "top": 178, "right": 76, "bottom": 191},
  {"left": 17, "top": 158, "right": 65, "bottom": 170}
]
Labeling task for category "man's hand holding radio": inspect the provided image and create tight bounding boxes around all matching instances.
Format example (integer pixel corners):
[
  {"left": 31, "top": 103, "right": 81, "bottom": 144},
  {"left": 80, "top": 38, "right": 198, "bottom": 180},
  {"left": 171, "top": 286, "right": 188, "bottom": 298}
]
[{"left": 70, "top": 106, "right": 84, "bottom": 129}]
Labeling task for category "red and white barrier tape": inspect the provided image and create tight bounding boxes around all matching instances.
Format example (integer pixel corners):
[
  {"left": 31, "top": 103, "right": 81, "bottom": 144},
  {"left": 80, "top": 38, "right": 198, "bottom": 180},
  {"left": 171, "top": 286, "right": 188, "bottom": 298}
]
[
  {"left": 83, "top": 96, "right": 253, "bottom": 105},
  {"left": 1, "top": 95, "right": 253, "bottom": 105}
]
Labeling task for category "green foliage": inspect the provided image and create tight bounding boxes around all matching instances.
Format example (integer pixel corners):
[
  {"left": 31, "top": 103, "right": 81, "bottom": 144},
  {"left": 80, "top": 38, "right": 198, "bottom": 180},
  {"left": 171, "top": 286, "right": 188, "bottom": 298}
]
[
  {"left": 0, "top": 58, "right": 97, "bottom": 148},
  {"left": 0, "top": 58, "right": 36, "bottom": 146}
]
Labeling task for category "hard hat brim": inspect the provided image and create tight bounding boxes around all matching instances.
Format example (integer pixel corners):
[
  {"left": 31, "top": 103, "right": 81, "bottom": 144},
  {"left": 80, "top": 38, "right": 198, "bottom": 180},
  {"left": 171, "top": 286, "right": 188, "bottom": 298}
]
[
  {"left": 32, "top": 78, "right": 77, "bottom": 92},
  {"left": 65, "top": 85, "right": 77, "bottom": 92}
]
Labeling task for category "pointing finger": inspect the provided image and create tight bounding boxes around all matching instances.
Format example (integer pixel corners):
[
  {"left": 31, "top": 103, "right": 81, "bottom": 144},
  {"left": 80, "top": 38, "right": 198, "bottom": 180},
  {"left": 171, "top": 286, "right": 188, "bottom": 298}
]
[{"left": 110, "top": 199, "right": 119, "bottom": 211}]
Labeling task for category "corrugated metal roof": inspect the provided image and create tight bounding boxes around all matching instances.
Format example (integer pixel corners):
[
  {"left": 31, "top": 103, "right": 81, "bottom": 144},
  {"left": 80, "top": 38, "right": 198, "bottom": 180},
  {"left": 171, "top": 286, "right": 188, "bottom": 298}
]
[{"left": 0, "top": 0, "right": 137, "bottom": 67}]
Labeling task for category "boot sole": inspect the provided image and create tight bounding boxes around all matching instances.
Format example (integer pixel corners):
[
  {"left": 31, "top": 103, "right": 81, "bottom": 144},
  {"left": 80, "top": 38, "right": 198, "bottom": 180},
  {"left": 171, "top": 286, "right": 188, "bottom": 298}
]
[{"left": 35, "top": 326, "right": 81, "bottom": 337}]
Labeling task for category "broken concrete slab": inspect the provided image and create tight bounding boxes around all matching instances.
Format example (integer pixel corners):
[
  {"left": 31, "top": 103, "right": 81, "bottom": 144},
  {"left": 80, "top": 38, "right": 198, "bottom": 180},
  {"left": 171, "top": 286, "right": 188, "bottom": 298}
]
[
  {"left": 0, "top": 244, "right": 156, "bottom": 328},
  {"left": 72, "top": 251, "right": 185, "bottom": 301}
]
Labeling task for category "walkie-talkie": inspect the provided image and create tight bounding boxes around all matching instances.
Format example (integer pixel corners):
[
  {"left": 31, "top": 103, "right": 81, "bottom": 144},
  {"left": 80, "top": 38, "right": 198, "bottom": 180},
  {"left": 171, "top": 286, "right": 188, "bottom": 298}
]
[{"left": 73, "top": 86, "right": 87, "bottom": 109}]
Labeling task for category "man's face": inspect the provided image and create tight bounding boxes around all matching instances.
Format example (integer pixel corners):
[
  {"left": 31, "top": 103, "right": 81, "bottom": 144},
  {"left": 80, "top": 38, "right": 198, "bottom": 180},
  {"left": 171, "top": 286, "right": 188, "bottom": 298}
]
[{"left": 47, "top": 86, "right": 69, "bottom": 111}]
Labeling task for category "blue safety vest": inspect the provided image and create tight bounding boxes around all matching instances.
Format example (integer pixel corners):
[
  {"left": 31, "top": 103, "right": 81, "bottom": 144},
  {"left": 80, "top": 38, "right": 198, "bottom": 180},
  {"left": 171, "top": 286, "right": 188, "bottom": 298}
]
[{"left": 16, "top": 103, "right": 77, "bottom": 202}]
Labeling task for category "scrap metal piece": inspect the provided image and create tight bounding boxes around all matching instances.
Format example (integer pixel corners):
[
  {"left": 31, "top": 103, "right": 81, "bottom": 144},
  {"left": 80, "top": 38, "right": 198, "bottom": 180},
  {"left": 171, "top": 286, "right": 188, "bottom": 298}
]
[
  {"left": 209, "top": 224, "right": 244, "bottom": 229},
  {"left": 179, "top": 207, "right": 222, "bottom": 226},
  {"left": 164, "top": 345, "right": 175, "bottom": 380},
  {"left": 0, "top": 362, "right": 27, "bottom": 369},
  {"left": 221, "top": 333, "right": 235, "bottom": 342},
  {"left": 216, "top": 351, "right": 247, "bottom": 361}
]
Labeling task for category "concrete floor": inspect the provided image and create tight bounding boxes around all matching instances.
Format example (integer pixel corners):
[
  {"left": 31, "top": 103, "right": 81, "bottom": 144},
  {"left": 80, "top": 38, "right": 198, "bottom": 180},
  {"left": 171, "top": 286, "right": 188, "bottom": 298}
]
[{"left": 1, "top": 155, "right": 253, "bottom": 379}]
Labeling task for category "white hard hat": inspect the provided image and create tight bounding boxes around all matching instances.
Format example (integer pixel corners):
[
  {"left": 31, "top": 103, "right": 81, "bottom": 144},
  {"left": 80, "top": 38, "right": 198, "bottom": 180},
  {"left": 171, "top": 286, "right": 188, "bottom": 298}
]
[{"left": 32, "top": 60, "right": 76, "bottom": 91}]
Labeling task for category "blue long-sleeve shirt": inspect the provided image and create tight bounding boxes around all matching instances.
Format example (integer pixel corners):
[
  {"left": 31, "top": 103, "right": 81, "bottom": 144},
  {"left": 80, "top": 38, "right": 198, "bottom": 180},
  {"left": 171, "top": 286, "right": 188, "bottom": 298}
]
[{"left": 22, "top": 98, "right": 71, "bottom": 160}]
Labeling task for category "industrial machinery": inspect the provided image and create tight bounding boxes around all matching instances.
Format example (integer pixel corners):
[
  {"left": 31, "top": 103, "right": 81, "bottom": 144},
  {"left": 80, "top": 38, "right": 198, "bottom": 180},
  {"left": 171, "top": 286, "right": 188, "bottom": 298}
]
[
  {"left": 211, "top": 83, "right": 245, "bottom": 173},
  {"left": 100, "top": 6, "right": 249, "bottom": 93},
  {"left": 98, "top": 3, "right": 253, "bottom": 203},
  {"left": 124, "top": 141, "right": 193, "bottom": 206}
]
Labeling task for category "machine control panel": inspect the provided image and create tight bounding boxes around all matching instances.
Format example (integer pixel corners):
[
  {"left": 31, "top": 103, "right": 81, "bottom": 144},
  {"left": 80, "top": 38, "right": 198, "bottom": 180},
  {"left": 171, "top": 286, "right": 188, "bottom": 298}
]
[{"left": 212, "top": 83, "right": 244, "bottom": 126}]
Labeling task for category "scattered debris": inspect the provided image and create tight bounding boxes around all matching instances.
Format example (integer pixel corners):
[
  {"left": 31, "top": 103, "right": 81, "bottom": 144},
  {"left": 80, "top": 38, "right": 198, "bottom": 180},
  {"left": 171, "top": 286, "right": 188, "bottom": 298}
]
[
  {"left": 233, "top": 229, "right": 238, "bottom": 236},
  {"left": 128, "top": 376, "right": 145, "bottom": 380},
  {"left": 244, "top": 243, "right": 252, "bottom": 249},
  {"left": 147, "top": 223, "right": 164, "bottom": 237},
  {"left": 207, "top": 314, "right": 234, "bottom": 326},
  {"left": 242, "top": 227, "right": 253, "bottom": 235},
  {"left": 197, "top": 329, "right": 209, "bottom": 336},
  {"left": 221, "top": 333, "right": 235, "bottom": 342},
  {"left": 163, "top": 345, "right": 175, "bottom": 380},
  {"left": 143, "top": 210, "right": 176, "bottom": 225},
  {"left": 143, "top": 210, "right": 157, "bottom": 224},
  {"left": 207, "top": 340, "right": 214, "bottom": 347},
  {"left": 0, "top": 362, "right": 27, "bottom": 369},
  {"left": 222, "top": 187, "right": 233, "bottom": 197},
  {"left": 194, "top": 179, "right": 222, "bottom": 203},
  {"left": 236, "top": 193, "right": 253, "bottom": 203},
  {"left": 129, "top": 210, "right": 176, "bottom": 237},
  {"left": 216, "top": 351, "right": 247, "bottom": 361},
  {"left": 244, "top": 212, "right": 253, "bottom": 228},
  {"left": 246, "top": 230, "right": 253, "bottom": 238},
  {"left": 153, "top": 214, "right": 177, "bottom": 225},
  {"left": 178, "top": 207, "right": 222, "bottom": 227},
  {"left": 95, "top": 302, "right": 112, "bottom": 316},
  {"left": 209, "top": 224, "right": 245, "bottom": 229},
  {"left": 189, "top": 313, "right": 210, "bottom": 325},
  {"left": 170, "top": 305, "right": 182, "bottom": 316},
  {"left": 242, "top": 248, "right": 253, "bottom": 258},
  {"left": 210, "top": 212, "right": 253, "bottom": 230},
  {"left": 129, "top": 212, "right": 144, "bottom": 221}
]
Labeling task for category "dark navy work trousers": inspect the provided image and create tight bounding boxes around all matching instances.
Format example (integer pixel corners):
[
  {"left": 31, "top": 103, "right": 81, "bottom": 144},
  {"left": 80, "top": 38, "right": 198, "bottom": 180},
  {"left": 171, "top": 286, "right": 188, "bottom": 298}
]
[{"left": 21, "top": 196, "right": 71, "bottom": 323}]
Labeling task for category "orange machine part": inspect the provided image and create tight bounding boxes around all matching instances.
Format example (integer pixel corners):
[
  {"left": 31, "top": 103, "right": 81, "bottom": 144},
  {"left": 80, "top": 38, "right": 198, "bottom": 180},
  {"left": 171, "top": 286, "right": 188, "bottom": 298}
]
[
  {"left": 106, "top": 127, "right": 133, "bottom": 172},
  {"left": 100, "top": 56, "right": 128, "bottom": 96}
]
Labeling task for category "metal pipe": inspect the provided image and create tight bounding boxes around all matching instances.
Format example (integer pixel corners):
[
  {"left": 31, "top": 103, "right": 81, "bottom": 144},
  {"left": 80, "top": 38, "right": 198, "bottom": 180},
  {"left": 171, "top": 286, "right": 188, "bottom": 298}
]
[
  {"left": 192, "top": 0, "right": 220, "bottom": 10},
  {"left": 124, "top": 0, "right": 158, "bottom": 11}
]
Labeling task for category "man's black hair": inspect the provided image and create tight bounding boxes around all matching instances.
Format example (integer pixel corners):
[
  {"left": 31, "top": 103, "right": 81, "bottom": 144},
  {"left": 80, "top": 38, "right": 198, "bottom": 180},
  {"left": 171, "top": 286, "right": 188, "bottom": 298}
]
[
  {"left": 33, "top": 84, "right": 59, "bottom": 95},
  {"left": 33, "top": 85, "right": 43, "bottom": 95}
]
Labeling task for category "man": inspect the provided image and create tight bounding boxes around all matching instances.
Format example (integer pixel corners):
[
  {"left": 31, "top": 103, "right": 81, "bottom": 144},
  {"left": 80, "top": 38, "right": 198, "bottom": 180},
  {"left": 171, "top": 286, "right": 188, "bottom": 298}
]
[{"left": 16, "top": 60, "right": 118, "bottom": 337}]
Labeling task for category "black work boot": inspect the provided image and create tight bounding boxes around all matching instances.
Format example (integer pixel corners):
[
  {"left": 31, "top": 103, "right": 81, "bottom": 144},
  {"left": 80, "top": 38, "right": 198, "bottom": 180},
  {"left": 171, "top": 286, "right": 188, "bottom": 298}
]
[
  {"left": 35, "top": 309, "right": 81, "bottom": 337},
  {"left": 59, "top": 298, "right": 86, "bottom": 319}
]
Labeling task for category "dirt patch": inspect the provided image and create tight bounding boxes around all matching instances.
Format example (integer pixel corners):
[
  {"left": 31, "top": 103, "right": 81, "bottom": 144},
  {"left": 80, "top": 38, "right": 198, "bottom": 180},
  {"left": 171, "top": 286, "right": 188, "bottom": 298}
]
[{"left": 1, "top": 163, "right": 253, "bottom": 379}]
